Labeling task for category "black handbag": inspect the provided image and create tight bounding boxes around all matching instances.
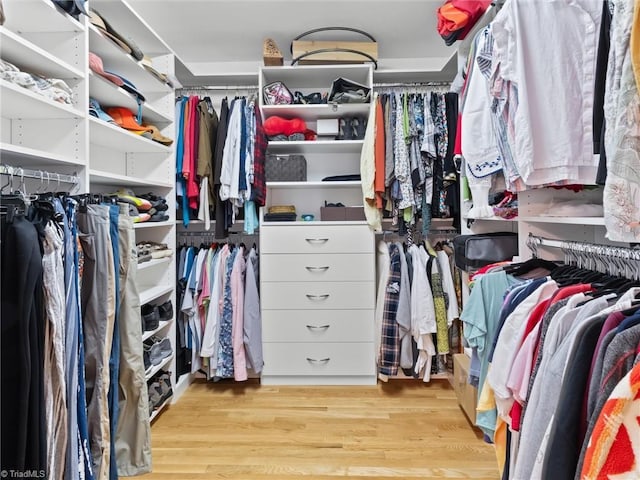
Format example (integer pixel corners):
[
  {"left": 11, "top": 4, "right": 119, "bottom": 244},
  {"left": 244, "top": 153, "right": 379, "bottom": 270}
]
[{"left": 453, "top": 232, "right": 518, "bottom": 272}]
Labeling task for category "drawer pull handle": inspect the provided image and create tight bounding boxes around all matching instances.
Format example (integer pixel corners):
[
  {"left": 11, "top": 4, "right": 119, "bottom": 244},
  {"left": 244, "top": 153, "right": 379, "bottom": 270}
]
[
  {"left": 306, "top": 294, "right": 330, "bottom": 300},
  {"left": 306, "top": 357, "right": 331, "bottom": 365},
  {"left": 305, "top": 266, "right": 330, "bottom": 272},
  {"left": 305, "top": 238, "right": 329, "bottom": 244},
  {"left": 306, "top": 324, "right": 330, "bottom": 331}
]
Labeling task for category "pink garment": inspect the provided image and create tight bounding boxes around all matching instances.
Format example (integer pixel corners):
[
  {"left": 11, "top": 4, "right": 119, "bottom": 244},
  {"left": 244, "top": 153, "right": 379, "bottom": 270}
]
[
  {"left": 230, "top": 247, "right": 247, "bottom": 381},
  {"left": 506, "top": 321, "right": 542, "bottom": 405},
  {"left": 187, "top": 97, "right": 200, "bottom": 210},
  {"left": 182, "top": 97, "right": 194, "bottom": 178}
]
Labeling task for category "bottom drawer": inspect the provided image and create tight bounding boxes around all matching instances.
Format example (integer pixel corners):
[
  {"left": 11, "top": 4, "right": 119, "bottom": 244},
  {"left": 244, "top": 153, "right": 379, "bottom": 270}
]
[{"left": 262, "top": 342, "right": 375, "bottom": 376}]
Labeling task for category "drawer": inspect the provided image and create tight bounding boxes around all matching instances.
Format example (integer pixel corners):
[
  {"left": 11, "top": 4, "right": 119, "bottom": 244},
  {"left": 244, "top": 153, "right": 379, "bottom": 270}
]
[
  {"left": 260, "top": 282, "right": 374, "bottom": 310},
  {"left": 260, "top": 253, "right": 374, "bottom": 282},
  {"left": 262, "top": 342, "right": 375, "bottom": 376},
  {"left": 262, "top": 310, "right": 374, "bottom": 342},
  {"left": 260, "top": 225, "right": 374, "bottom": 254}
]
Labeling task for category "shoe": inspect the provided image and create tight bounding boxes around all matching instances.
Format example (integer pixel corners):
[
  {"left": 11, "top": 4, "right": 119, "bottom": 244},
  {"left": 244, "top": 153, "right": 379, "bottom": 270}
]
[
  {"left": 336, "top": 117, "right": 350, "bottom": 140},
  {"left": 144, "top": 338, "right": 164, "bottom": 365},
  {"left": 141, "top": 304, "right": 160, "bottom": 331},
  {"left": 143, "top": 344, "right": 152, "bottom": 372},
  {"left": 156, "top": 371, "right": 173, "bottom": 403},
  {"left": 351, "top": 116, "right": 367, "bottom": 140},
  {"left": 158, "top": 300, "right": 173, "bottom": 321},
  {"left": 147, "top": 335, "right": 172, "bottom": 361},
  {"left": 148, "top": 381, "right": 162, "bottom": 415}
]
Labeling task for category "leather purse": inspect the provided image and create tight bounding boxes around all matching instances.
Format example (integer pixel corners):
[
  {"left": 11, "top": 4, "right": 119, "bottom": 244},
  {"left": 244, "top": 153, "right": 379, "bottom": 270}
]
[
  {"left": 453, "top": 232, "right": 518, "bottom": 272},
  {"left": 265, "top": 154, "right": 307, "bottom": 182}
]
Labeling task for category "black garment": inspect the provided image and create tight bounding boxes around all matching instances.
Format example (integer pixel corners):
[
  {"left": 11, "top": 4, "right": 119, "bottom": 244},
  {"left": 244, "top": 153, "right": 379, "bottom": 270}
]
[
  {"left": 1, "top": 214, "right": 46, "bottom": 472},
  {"left": 540, "top": 316, "right": 607, "bottom": 480},
  {"left": 594, "top": 0, "right": 612, "bottom": 185},
  {"left": 444, "top": 92, "right": 461, "bottom": 231},
  {"left": 214, "top": 98, "right": 230, "bottom": 239}
]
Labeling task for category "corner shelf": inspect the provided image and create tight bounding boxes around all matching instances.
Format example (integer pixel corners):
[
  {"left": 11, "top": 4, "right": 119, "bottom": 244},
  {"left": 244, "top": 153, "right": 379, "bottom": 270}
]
[
  {"left": 137, "top": 256, "right": 172, "bottom": 271},
  {"left": 145, "top": 353, "right": 174, "bottom": 382},
  {"left": 89, "top": 117, "right": 172, "bottom": 154},
  {"left": 3, "top": 0, "right": 85, "bottom": 34},
  {"left": 142, "top": 318, "right": 173, "bottom": 342},
  {"left": 0, "top": 26, "right": 84, "bottom": 79},
  {"left": 0, "top": 79, "right": 83, "bottom": 120},
  {"left": 139, "top": 284, "right": 173, "bottom": 305},
  {"left": 90, "top": 169, "right": 173, "bottom": 188}
]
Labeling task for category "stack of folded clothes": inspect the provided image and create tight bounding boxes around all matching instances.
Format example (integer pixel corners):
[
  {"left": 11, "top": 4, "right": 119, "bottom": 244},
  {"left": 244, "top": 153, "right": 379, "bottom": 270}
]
[
  {"left": 264, "top": 205, "right": 297, "bottom": 222},
  {"left": 1, "top": 60, "right": 73, "bottom": 104},
  {"left": 114, "top": 189, "right": 170, "bottom": 223},
  {"left": 137, "top": 241, "right": 173, "bottom": 264}
]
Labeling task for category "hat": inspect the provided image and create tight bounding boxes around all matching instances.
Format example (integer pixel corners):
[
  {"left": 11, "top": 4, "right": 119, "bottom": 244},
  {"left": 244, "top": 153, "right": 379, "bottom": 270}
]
[
  {"left": 89, "top": 97, "right": 117, "bottom": 125},
  {"left": 104, "top": 106, "right": 152, "bottom": 134},
  {"left": 141, "top": 124, "right": 174, "bottom": 146},
  {"left": 89, "top": 9, "right": 144, "bottom": 61},
  {"left": 89, "top": 52, "right": 124, "bottom": 87},
  {"left": 139, "top": 55, "right": 169, "bottom": 85}
]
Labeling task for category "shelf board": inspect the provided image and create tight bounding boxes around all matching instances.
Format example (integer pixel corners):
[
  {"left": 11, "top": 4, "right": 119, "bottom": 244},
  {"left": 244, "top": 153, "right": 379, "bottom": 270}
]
[
  {"left": 139, "top": 284, "right": 173, "bottom": 305},
  {"left": 134, "top": 220, "right": 174, "bottom": 229},
  {"left": 0, "top": 27, "right": 84, "bottom": 79},
  {"left": 137, "top": 256, "right": 172, "bottom": 271},
  {"left": 142, "top": 318, "right": 173, "bottom": 342},
  {"left": 89, "top": 72, "right": 172, "bottom": 126},
  {"left": 90, "top": 0, "right": 174, "bottom": 56},
  {"left": 88, "top": 25, "right": 172, "bottom": 94},
  {"left": 261, "top": 103, "right": 371, "bottom": 122},
  {"left": 89, "top": 169, "right": 173, "bottom": 188},
  {"left": 0, "top": 79, "right": 83, "bottom": 120},
  {"left": 518, "top": 215, "right": 605, "bottom": 226},
  {"left": 145, "top": 353, "right": 174, "bottom": 382},
  {"left": 261, "top": 64, "right": 371, "bottom": 87},
  {"left": 267, "top": 140, "right": 363, "bottom": 154},
  {"left": 463, "top": 215, "right": 517, "bottom": 222},
  {"left": 261, "top": 220, "right": 368, "bottom": 226},
  {"left": 3, "top": 0, "right": 85, "bottom": 34},
  {"left": 89, "top": 116, "right": 172, "bottom": 154},
  {"left": 267, "top": 181, "right": 361, "bottom": 189},
  {"left": 149, "top": 394, "right": 172, "bottom": 422},
  {"left": 0, "top": 142, "right": 84, "bottom": 167}
]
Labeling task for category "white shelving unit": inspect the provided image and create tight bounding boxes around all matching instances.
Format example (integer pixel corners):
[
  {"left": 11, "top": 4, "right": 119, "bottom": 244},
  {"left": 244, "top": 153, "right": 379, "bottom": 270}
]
[
  {"left": 88, "top": 0, "right": 178, "bottom": 423},
  {"left": 142, "top": 319, "right": 173, "bottom": 342}
]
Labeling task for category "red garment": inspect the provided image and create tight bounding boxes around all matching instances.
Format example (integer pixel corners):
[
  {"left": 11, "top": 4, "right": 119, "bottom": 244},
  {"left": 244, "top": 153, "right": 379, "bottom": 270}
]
[
  {"left": 450, "top": 0, "right": 492, "bottom": 40},
  {"left": 509, "top": 283, "right": 594, "bottom": 431},
  {"left": 437, "top": 0, "right": 492, "bottom": 40}
]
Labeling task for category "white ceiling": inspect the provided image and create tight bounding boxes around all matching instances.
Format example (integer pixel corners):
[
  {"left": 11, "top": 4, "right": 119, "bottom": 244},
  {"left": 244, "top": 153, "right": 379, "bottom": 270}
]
[{"left": 127, "top": 0, "right": 459, "bottom": 87}]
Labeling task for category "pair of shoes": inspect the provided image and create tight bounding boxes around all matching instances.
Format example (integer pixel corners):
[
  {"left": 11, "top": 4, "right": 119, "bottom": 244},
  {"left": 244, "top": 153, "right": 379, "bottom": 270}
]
[
  {"left": 335, "top": 116, "right": 367, "bottom": 140},
  {"left": 144, "top": 335, "right": 172, "bottom": 365},
  {"left": 137, "top": 241, "right": 173, "bottom": 260},
  {"left": 143, "top": 346, "right": 152, "bottom": 373},
  {"left": 141, "top": 304, "right": 160, "bottom": 331},
  {"left": 148, "top": 370, "right": 173, "bottom": 416}
]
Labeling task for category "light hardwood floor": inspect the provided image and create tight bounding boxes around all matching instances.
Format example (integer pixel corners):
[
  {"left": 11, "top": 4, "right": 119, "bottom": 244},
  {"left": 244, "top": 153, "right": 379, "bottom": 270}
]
[{"left": 141, "top": 379, "right": 499, "bottom": 480}]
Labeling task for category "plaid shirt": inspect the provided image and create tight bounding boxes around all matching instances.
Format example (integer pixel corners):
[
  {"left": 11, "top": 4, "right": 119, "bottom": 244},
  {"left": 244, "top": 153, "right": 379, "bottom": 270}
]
[
  {"left": 379, "top": 243, "right": 401, "bottom": 376},
  {"left": 251, "top": 103, "right": 267, "bottom": 206}
]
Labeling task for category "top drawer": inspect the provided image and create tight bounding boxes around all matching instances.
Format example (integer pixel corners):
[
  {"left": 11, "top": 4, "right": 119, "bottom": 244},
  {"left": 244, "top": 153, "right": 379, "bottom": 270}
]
[{"left": 260, "top": 225, "right": 374, "bottom": 254}]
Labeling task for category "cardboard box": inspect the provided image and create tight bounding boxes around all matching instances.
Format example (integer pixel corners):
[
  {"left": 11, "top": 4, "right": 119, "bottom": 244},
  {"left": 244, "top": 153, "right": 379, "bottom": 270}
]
[
  {"left": 320, "top": 206, "right": 366, "bottom": 221},
  {"left": 317, "top": 118, "right": 339, "bottom": 137},
  {"left": 453, "top": 353, "right": 477, "bottom": 425}
]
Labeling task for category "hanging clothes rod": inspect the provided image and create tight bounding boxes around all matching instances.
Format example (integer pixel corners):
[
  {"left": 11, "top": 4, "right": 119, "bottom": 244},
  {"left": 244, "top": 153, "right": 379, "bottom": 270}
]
[
  {"left": 0, "top": 164, "right": 79, "bottom": 184},
  {"left": 178, "top": 85, "right": 259, "bottom": 92},
  {"left": 527, "top": 233, "right": 640, "bottom": 258},
  {"left": 373, "top": 81, "right": 451, "bottom": 88}
]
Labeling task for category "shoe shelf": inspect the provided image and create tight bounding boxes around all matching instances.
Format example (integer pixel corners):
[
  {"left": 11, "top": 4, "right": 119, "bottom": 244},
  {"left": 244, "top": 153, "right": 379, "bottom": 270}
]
[
  {"left": 142, "top": 318, "right": 173, "bottom": 343},
  {"left": 0, "top": 26, "right": 85, "bottom": 80},
  {"left": 89, "top": 168, "right": 173, "bottom": 189},
  {"left": 145, "top": 353, "right": 174, "bottom": 382},
  {"left": 267, "top": 181, "right": 362, "bottom": 189},
  {"left": 89, "top": 117, "right": 172, "bottom": 154},
  {"left": 134, "top": 220, "right": 174, "bottom": 230},
  {"left": 3, "top": 0, "right": 85, "bottom": 34},
  {"left": 137, "top": 256, "right": 172, "bottom": 271},
  {"left": 139, "top": 284, "right": 173, "bottom": 306},
  {"left": 88, "top": 25, "right": 172, "bottom": 95},
  {"left": 267, "top": 140, "right": 363, "bottom": 155},
  {"left": 261, "top": 104, "right": 370, "bottom": 122},
  {"left": 89, "top": 72, "right": 172, "bottom": 126},
  {"left": 0, "top": 142, "right": 85, "bottom": 167},
  {"left": 0, "top": 79, "right": 84, "bottom": 120},
  {"left": 149, "top": 394, "right": 172, "bottom": 423}
]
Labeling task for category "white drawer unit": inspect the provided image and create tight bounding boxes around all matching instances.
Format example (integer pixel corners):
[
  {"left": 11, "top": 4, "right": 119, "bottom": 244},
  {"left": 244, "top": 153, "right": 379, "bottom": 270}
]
[
  {"left": 260, "top": 253, "right": 374, "bottom": 282},
  {"left": 261, "top": 310, "right": 374, "bottom": 343},
  {"left": 260, "top": 281, "right": 374, "bottom": 310},
  {"left": 260, "top": 224, "right": 375, "bottom": 254}
]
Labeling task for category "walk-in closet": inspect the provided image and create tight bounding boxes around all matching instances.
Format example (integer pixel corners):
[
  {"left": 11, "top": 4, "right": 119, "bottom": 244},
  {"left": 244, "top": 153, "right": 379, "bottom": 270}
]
[{"left": 2, "top": 1, "right": 638, "bottom": 479}]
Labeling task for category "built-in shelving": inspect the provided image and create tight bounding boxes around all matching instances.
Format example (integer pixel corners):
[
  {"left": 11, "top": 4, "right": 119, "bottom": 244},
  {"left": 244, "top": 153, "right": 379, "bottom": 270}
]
[
  {"left": 267, "top": 181, "right": 362, "bottom": 189},
  {"left": 267, "top": 140, "right": 363, "bottom": 154},
  {"left": 142, "top": 319, "right": 173, "bottom": 342},
  {"left": 0, "top": 143, "right": 83, "bottom": 167},
  {"left": 0, "top": 79, "right": 83, "bottom": 120},
  {"left": 139, "top": 284, "right": 173, "bottom": 305},
  {"left": 137, "top": 256, "right": 172, "bottom": 271},
  {"left": 518, "top": 215, "right": 605, "bottom": 226},
  {"left": 145, "top": 353, "right": 174, "bottom": 381},
  {"left": 134, "top": 221, "right": 174, "bottom": 230},
  {"left": 90, "top": 169, "right": 173, "bottom": 188},
  {"left": 89, "top": 117, "right": 172, "bottom": 154}
]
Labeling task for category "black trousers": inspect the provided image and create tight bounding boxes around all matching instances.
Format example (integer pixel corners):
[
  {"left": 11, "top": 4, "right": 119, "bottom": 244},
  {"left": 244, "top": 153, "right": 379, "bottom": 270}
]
[{"left": 1, "top": 214, "right": 46, "bottom": 471}]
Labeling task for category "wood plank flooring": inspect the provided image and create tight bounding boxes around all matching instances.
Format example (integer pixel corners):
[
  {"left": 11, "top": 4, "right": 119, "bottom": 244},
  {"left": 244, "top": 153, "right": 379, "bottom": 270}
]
[{"left": 141, "top": 379, "right": 499, "bottom": 480}]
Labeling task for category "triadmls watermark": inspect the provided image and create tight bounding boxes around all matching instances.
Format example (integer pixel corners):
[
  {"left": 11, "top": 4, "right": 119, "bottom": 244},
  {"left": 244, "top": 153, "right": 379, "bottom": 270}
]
[{"left": 0, "top": 471, "right": 46, "bottom": 479}]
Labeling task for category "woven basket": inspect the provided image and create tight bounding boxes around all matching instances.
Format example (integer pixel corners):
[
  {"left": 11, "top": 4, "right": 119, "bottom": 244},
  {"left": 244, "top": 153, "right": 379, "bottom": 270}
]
[{"left": 265, "top": 154, "right": 307, "bottom": 182}]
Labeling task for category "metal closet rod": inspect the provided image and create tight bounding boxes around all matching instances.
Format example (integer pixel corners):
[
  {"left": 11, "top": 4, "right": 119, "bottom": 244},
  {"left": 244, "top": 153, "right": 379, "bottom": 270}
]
[
  {"left": 527, "top": 233, "right": 640, "bottom": 255},
  {"left": 0, "top": 164, "right": 79, "bottom": 184},
  {"left": 178, "top": 80, "right": 451, "bottom": 92}
]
